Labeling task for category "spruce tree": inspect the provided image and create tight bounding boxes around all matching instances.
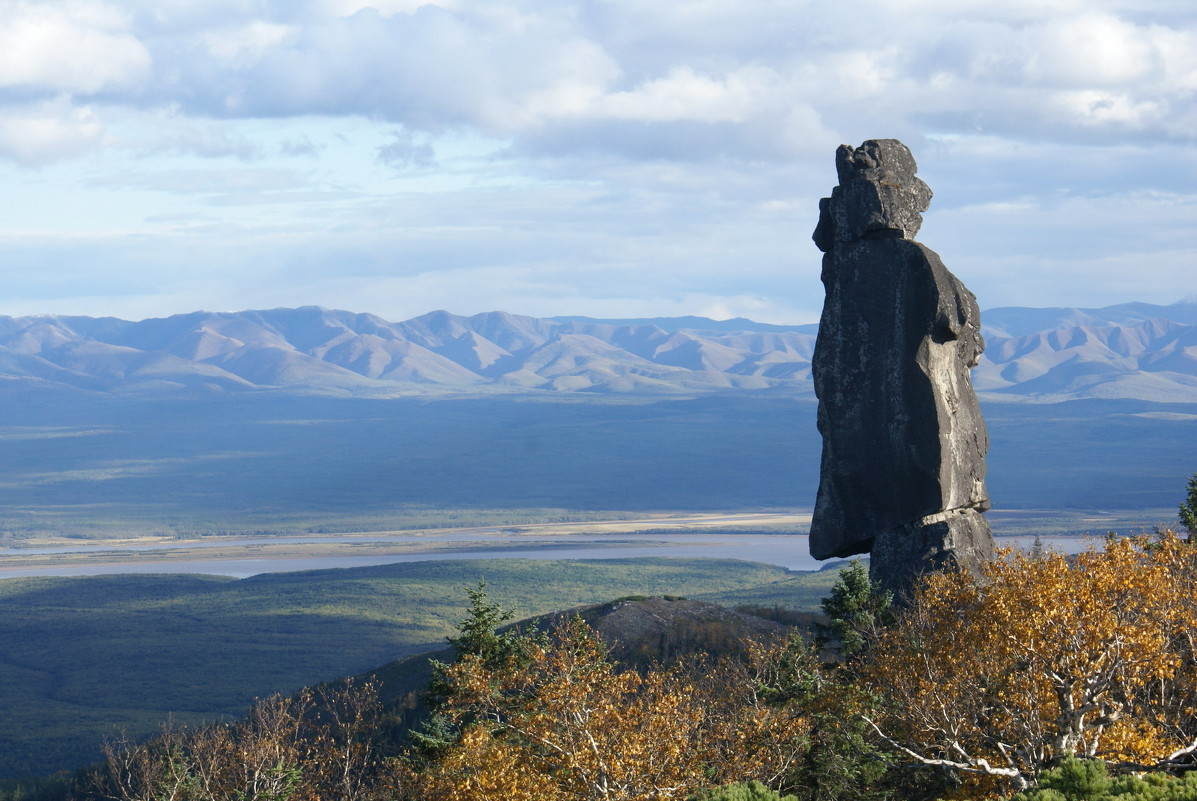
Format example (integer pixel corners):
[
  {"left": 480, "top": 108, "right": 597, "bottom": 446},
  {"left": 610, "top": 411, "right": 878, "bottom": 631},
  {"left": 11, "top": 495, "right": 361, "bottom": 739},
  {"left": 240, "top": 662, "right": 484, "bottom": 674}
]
[{"left": 1180, "top": 472, "right": 1197, "bottom": 540}]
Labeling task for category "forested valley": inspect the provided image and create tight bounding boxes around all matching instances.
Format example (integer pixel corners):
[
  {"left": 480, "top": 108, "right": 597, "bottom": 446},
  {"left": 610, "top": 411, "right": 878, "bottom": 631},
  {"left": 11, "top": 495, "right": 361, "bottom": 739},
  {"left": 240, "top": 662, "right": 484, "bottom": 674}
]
[{"left": 7, "top": 525, "right": 1197, "bottom": 801}]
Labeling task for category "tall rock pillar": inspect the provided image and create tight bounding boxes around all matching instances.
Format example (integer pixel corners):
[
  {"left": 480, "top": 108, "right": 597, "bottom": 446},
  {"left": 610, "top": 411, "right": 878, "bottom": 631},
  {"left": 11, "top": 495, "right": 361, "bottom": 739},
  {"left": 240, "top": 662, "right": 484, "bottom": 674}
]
[{"left": 809, "top": 139, "right": 994, "bottom": 601}]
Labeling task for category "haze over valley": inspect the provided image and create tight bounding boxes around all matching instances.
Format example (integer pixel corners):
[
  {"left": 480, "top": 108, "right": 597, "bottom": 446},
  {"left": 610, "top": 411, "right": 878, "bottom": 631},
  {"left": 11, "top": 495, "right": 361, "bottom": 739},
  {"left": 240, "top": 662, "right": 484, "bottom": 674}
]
[{"left": 1, "top": 301, "right": 1193, "bottom": 550}]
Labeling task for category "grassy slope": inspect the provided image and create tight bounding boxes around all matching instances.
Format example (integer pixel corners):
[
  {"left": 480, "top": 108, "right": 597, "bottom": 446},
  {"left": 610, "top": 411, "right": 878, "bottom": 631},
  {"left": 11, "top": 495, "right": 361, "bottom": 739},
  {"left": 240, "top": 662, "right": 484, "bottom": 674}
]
[{"left": 0, "top": 557, "right": 836, "bottom": 779}]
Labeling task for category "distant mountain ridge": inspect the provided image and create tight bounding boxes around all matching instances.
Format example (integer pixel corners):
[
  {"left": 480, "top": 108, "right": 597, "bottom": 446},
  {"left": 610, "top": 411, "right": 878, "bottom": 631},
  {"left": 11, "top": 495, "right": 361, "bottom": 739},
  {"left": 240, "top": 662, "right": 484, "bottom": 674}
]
[{"left": 1, "top": 301, "right": 1195, "bottom": 402}]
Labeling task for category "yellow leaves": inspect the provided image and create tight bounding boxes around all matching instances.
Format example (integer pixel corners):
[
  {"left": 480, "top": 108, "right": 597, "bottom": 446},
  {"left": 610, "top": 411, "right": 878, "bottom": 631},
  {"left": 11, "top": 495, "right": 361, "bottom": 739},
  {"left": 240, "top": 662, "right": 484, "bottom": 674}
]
[
  {"left": 413, "top": 618, "right": 826, "bottom": 801},
  {"left": 862, "top": 531, "right": 1197, "bottom": 786},
  {"left": 1099, "top": 718, "right": 1176, "bottom": 766},
  {"left": 419, "top": 726, "right": 562, "bottom": 801},
  {"left": 412, "top": 534, "right": 1197, "bottom": 797}
]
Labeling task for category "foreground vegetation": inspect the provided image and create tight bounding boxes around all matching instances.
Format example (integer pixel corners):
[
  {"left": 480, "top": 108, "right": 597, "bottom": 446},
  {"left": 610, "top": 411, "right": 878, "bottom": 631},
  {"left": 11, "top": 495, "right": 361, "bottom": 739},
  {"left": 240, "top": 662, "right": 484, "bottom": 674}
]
[
  {"left": 399, "top": 534, "right": 1197, "bottom": 799},
  {"left": 11, "top": 529, "right": 1192, "bottom": 801},
  {"left": 863, "top": 536, "right": 1197, "bottom": 791},
  {"left": 0, "top": 558, "right": 839, "bottom": 779}
]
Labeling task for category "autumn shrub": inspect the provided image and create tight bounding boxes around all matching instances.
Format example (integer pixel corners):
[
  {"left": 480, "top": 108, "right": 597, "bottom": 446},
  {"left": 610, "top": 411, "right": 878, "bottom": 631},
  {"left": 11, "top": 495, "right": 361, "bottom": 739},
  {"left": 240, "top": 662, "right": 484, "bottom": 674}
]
[
  {"left": 77, "top": 534, "right": 1197, "bottom": 801},
  {"left": 86, "top": 679, "right": 397, "bottom": 801},
  {"left": 860, "top": 532, "right": 1197, "bottom": 795},
  {"left": 404, "top": 616, "right": 789, "bottom": 801}
]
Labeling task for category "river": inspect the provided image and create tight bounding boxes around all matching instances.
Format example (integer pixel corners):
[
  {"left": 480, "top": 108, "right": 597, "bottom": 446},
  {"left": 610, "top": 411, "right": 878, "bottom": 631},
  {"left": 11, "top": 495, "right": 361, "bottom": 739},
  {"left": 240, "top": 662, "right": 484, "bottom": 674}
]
[{"left": 0, "top": 533, "right": 1098, "bottom": 579}]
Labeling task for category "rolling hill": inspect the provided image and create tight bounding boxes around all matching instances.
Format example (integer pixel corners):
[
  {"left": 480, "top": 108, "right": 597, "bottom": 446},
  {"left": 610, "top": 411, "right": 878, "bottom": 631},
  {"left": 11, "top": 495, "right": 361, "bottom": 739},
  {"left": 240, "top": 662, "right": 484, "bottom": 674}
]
[{"left": 2, "top": 300, "right": 1195, "bottom": 401}]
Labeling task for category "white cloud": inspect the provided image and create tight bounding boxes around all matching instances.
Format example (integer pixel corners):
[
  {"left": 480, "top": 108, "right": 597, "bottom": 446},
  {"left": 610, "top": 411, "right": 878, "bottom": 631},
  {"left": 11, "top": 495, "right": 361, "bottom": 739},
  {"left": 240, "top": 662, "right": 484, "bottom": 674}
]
[
  {"left": 203, "top": 21, "right": 297, "bottom": 68},
  {"left": 588, "top": 66, "right": 775, "bottom": 124},
  {"left": 0, "top": 1, "right": 150, "bottom": 94},
  {"left": 871, "top": 0, "right": 1187, "bottom": 24},
  {"left": 1154, "top": 26, "right": 1197, "bottom": 91},
  {"left": 920, "top": 185, "right": 1197, "bottom": 307},
  {"left": 5, "top": 1, "right": 1191, "bottom": 156},
  {"left": 314, "top": 0, "right": 460, "bottom": 17},
  {"left": 1024, "top": 14, "right": 1163, "bottom": 87},
  {"left": 1055, "top": 90, "right": 1166, "bottom": 128},
  {"left": 0, "top": 0, "right": 1195, "bottom": 320}
]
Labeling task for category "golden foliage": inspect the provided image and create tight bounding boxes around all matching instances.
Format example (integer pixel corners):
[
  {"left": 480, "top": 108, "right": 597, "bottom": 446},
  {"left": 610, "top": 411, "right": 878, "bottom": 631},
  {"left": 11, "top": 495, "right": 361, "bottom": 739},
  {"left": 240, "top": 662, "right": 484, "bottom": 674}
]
[
  {"left": 861, "top": 532, "right": 1197, "bottom": 790},
  {"left": 414, "top": 726, "right": 562, "bottom": 801},
  {"left": 408, "top": 617, "right": 817, "bottom": 801}
]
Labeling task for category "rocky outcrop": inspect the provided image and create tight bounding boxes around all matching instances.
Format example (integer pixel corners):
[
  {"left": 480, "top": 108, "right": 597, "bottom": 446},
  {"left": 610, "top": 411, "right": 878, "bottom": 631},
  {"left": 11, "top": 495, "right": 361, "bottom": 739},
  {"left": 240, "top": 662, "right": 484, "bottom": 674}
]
[{"left": 809, "top": 139, "right": 993, "bottom": 600}]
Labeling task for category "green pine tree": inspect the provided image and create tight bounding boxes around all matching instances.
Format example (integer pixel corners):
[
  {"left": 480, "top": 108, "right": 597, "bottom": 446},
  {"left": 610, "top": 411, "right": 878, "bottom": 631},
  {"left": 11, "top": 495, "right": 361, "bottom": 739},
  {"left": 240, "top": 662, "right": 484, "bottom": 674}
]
[
  {"left": 1180, "top": 472, "right": 1197, "bottom": 539},
  {"left": 816, "top": 560, "right": 894, "bottom": 661},
  {"left": 690, "top": 780, "right": 798, "bottom": 801},
  {"left": 410, "top": 582, "right": 536, "bottom": 760}
]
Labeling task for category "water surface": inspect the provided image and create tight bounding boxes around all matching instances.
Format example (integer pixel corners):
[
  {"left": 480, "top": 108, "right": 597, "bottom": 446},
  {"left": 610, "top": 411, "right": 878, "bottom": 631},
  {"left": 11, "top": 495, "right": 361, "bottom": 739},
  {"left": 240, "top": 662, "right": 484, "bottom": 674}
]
[{"left": 0, "top": 534, "right": 1096, "bottom": 579}]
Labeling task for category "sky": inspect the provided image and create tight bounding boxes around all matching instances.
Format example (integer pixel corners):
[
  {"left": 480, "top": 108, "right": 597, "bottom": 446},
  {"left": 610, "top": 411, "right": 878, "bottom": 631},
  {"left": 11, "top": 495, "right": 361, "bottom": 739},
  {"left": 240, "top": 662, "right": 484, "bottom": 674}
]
[{"left": 0, "top": 0, "right": 1194, "bottom": 325}]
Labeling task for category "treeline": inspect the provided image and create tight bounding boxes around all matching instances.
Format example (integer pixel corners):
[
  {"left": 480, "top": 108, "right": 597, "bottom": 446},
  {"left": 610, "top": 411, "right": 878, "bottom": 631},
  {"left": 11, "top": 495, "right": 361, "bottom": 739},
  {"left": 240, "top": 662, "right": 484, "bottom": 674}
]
[{"left": 11, "top": 531, "right": 1197, "bottom": 800}]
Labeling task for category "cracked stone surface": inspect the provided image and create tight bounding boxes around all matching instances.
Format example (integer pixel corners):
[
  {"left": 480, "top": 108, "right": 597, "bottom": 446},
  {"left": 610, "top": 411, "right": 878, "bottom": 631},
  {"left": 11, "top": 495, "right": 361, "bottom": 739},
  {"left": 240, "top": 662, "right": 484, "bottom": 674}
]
[{"left": 809, "top": 139, "right": 993, "bottom": 601}]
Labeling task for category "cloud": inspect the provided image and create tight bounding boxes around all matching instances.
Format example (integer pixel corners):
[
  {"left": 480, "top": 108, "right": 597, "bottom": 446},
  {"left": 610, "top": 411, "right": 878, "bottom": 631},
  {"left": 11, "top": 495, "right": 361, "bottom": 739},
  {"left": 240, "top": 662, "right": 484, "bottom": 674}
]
[
  {"left": 584, "top": 66, "right": 777, "bottom": 124},
  {"left": 4, "top": 1, "right": 1194, "bottom": 161},
  {"left": 920, "top": 184, "right": 1197, "bottom": 308},
  {"left": 1024, "top": 14, "right": 1164, "bottom": 87},
  {"left": 149, "top": 120, "right": 265, "bottom": 160},
  {"left": 279, "top": 135, "right": 322, "bottom": 157},
  {"left": 202, "top": 20, "right": 297, "bottom": 68},
  {"left": 0, "top": 98, "right": 107, "bottom": 164},
  {"left": 86, "top": 164, "right": 356, "bottom": 207},
  {"left": 376, "top": 129, "right": 435, "bottom": 169},
  {"left": 0, "top": 1, "right": 150, "bottom": 94},
  {"left": 212, "top": 6, "right": 623, "bottom": 134},
  {"left": 313, "top": 0, "right": 460, "bottom": 17},
  {"left": 0, "top": 0, "right": 1194, "bottom": 320}
]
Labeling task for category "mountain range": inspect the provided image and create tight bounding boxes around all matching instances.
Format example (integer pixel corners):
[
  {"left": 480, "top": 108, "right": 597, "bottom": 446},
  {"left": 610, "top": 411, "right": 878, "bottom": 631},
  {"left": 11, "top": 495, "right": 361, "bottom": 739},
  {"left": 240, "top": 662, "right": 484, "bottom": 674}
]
[{"left": 2, "top": 300, "right": 1195, "bottom": 402}]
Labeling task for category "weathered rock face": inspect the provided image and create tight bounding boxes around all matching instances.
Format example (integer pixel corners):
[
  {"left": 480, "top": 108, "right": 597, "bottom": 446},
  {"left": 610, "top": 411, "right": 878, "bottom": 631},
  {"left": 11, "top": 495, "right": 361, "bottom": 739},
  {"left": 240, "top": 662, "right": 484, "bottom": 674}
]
[{"left": 809, "top": 139, "right": 993, "bottom": 600}]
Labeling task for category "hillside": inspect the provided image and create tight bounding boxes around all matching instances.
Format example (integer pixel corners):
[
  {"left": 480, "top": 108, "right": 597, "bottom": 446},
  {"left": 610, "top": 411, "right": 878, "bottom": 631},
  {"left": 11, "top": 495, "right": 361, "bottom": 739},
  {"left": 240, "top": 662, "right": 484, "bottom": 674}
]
[
  {"left": 368, "top": 595, "right": 803, "bottom": 723},
  {"left": 0, "top": 558, "right": 837, "bottom": 778},
  {"left": 975, "top": 302, "right": 1197, "bottom": 402},
  {"left": 2, "top": 300, "right": 1195, "bottom": 401}
]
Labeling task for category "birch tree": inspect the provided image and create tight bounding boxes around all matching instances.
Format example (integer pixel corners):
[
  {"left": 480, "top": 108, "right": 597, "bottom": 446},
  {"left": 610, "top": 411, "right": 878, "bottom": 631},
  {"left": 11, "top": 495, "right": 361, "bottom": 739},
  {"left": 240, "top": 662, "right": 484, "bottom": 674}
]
[{"left": 861, "top": 533, "right": 1197, "bottom": 792}]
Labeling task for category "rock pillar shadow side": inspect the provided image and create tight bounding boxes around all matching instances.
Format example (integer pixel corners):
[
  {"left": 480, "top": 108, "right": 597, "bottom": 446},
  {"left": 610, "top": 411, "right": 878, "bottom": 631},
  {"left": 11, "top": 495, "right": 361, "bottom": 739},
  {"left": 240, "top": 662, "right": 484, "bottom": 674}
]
[{"left": 808, "top": 138, "right": 994, "bottom": 602}]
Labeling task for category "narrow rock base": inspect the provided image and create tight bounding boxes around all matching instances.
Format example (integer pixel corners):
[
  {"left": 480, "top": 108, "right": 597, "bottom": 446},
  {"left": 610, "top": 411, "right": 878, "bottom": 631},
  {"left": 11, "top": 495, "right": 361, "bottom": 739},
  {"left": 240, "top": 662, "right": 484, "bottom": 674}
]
[{"left": 869, "top": 509, "right": 994, "bottom": 604}]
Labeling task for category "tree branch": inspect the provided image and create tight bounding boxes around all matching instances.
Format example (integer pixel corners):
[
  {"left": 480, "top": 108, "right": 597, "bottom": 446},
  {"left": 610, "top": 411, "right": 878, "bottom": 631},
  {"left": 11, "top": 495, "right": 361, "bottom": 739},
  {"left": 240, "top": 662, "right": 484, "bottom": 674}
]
[{"left": 862, "top": 717, "right": 1029, "bottom": 790}]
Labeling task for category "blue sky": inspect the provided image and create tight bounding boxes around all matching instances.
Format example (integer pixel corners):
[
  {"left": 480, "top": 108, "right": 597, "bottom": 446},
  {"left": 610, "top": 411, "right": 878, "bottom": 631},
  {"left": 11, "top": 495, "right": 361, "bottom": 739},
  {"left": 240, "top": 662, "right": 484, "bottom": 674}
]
[{"left": 0, "top": 0, "right": 1193, "bottom": 324}]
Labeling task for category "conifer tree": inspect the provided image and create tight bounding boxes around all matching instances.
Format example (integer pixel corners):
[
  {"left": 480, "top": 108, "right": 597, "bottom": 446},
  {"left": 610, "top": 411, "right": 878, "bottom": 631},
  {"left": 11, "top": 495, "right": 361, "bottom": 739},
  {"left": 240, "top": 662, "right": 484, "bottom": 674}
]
[
  {"left": 690, "top": 781, "right": 798, "bottom": 801},
  {"left": 410, "top": 581, "right": 531, "bottom": 760},
  {"left": 1180, "top": 472, "right": 1197, "bottom": 539},
  {"left": 816, "top": 560, "right": 894, "bottom": 661}
]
